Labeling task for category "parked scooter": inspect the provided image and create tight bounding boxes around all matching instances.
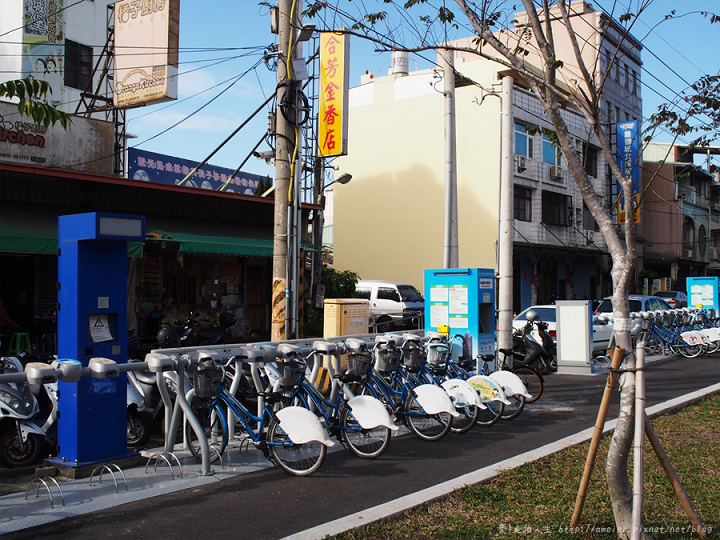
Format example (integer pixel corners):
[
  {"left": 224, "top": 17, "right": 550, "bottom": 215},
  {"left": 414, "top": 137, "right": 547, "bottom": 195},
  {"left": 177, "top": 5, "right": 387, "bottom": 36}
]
[
  {"left": 157, "top": 311, "right": 239, "bottom": 349},
  {"left": 0, "top": 356, "right": 47, "bottom": 467},
  {"left": 512, "top": 311, "right": 556, "bottom": 374},
  {"left": 126, "top": 357, "right": 191, "bottom": 445}
]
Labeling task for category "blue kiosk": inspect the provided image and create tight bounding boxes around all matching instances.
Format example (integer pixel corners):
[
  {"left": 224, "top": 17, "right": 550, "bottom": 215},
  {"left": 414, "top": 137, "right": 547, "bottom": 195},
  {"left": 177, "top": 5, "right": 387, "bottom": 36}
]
[
  {"left": 424, "top": 268, "right": 496, "bottom": 363},
  {"left": 53, "top": 212, "right": 145, "bottom": 466},
  {"left": 687, "top": 276, "right": 720, "bottom": 313}
]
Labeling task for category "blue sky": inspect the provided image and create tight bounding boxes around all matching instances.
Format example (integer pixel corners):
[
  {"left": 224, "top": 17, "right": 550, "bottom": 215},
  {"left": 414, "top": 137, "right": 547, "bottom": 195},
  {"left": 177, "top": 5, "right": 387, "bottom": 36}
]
[{"left": 124, "top": 1, "right": 720, "bottom": 176}]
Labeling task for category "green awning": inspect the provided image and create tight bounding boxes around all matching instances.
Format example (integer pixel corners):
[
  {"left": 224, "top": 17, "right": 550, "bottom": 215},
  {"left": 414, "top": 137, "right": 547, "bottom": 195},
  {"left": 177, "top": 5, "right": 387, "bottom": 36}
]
[
  {"left": 150, "top": 231, "right": 273, "bottom": 257},
  {"left": 0, "top": 220, "right": 142, "bottom": 256}
]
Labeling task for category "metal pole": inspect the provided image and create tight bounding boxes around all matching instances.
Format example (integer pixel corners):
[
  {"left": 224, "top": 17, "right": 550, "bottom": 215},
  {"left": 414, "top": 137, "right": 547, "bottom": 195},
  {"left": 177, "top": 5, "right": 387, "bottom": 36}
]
[
  {"left": 631, "top": 342, "right": 646, "bottom": 540},
  {"left": 497, "top": 75, "right": 514, "bottom": 360},
  {"left": 441, "top": 48, "right": 458, "bottom": 268}
]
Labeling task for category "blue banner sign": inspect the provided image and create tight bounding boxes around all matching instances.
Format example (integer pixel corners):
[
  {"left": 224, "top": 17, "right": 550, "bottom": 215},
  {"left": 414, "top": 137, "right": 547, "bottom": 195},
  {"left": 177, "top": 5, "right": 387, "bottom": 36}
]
[
  {"left": 616, "top": 120, "right": 640, "bottom": 193},
  {"left": 128, "top": 148, "right": 268, "bottom": 195}
]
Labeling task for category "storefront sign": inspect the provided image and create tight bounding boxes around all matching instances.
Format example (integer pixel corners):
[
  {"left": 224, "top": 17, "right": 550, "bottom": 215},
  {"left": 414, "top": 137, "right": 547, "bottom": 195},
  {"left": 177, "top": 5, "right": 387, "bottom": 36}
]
[
  {"left": 22, "top": 0, "right": 65, "bottom": 106},
  {"left": 318, "top": 31, "right": 349, "bottom": 157},
  {"left": 113, "top": 0, "right": 180, "bottom": 108},
  {"left": 0, "top": 101, "right": 114, "bottom": 174},
  {"left": 128, "top": 148, "right": 266, "bottom": 194}
]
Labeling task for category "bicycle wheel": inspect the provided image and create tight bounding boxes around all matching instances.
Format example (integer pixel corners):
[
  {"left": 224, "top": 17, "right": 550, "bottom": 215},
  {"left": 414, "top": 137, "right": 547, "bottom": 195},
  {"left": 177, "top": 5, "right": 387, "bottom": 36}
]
[
  {"left": 673, "top": 335, "right": 705, "bottom": 358},
  {"left": 643, "top": 333, "right": 661, "bottom": 356},
  {"left": 340, "top": 405, "right": 391, "bottom": 459},
  {"left": 500, "top": 394, "right": 525, "bottom": 421},
  {"left": 186, "top": 402, "right": 227, "bottom": 463},
  {"left": 475, "top": 399, "right": 504, "bottom": 426},
  {"left": 266, "top": 419, "right": 326, "bottom": 476},
  {"left": 404, "top": 395, "right": 452, "bottom": 441},
  {"left": 511, "top": 366, "right": 543, "bottom": 403},
  {"left": 450, "top": 404, "right": 479, "bottom": 433}
]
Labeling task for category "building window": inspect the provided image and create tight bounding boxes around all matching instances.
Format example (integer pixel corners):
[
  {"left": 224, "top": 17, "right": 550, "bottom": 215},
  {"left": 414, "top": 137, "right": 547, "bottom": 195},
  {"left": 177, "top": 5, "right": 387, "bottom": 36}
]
[
  {"left": 583, "top": 144, "right": 598, "bottom": 178},
  {"left": 514, "top": 186, "right": 532, "bottom": 222},
  {"left": 683, "top": 216, "right": 696, "bottom": 251},
  {"left": 623, "top": 63, "right": 629, "bottom": 89},
  {"left": 542, "top": 133, "right": 561, "bottom": 166},
  {"left": 542, "top": 190, "right": 571, "bottom": 226},
  {"left": 583, "top": 203, "right": 599, "bottom": 231},
  {"left": 606, "top": 101, "right": 613, "bottom": 124},
  {"left": 65, "top": 40, "right": 93, "bottom": 91},
  {"left": 614, "top": 61, "right": 620, "bottom": 82},
  {"left": 631, "top": 69, "right": 637, "bottom": 95},
  {"left": 515, "top": 122, "right": 534, "bottom": 158}
]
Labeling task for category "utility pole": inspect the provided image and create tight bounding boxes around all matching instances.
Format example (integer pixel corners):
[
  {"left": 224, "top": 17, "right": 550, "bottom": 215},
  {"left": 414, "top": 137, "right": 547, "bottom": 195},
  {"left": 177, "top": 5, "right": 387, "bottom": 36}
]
[
  {"left": 271, "top": 0, "right": 299, "bottom": 341},
  {"left": 497, "top": 75, "right": 514, "bottom": 363},
  {"left": 441, "top": 48, "right": 458, "bottom": 268}
]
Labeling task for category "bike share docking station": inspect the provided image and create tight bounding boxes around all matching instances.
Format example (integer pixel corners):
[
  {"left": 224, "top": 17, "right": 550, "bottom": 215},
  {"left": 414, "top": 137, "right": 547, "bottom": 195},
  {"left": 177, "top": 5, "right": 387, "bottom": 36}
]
[
  {"left": 49, "top": 212, "right": 147, "bottom": 470},
  {"left": 424, "top": 268, "right": 496, "bottom": 368}
]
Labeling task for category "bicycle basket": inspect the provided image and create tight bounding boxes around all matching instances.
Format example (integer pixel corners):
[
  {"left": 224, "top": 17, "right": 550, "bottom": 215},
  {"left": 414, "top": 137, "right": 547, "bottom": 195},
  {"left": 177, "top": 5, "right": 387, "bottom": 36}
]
[
  {"left": 426, "top": 342, "right": 450, "bottom": 366},
  {"left": 347, "top": 353, "right": 371, "bottom": 377},
  {"left": 374, "top": 347, "right": 399, "bottom": 373},
  {"left": 192, "top": 361, "right": 223, "bottom": 399},
  {"left": 277, "top": 359, "right": 304, "bottom": 387},
  {"left": 401, "top": 342, "right": 425, "bottom": 369}
]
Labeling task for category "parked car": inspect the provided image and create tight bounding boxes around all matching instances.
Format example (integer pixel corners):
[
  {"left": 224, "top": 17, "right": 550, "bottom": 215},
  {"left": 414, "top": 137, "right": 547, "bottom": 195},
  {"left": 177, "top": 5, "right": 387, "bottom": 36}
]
[
  {"left": 355, "top": 280, "right": 424, "bottom": 333},
  {"left": 654, "top": 290, "right": 688, "bottom": 309},
  {"left": 594, "top": 295, "right": 672, "bottom": 314},
  {"left": 594, "top": 295, "right": 672, "bottom": 336},
  {"left": 513, "top": 305, "right": 613, "bottom": 356}
]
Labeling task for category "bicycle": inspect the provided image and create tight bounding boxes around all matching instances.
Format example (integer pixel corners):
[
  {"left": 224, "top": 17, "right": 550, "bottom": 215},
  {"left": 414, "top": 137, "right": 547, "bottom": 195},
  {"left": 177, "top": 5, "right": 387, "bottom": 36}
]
[
  {"left": 359, "top": 335, "right": 458, "bottom": 442},
  {"left": 439, "top": 333, "right": 543, "bottom": 421},
  {"left": 409, "top": 335, "right": 484, "bottom": 433},
  {"left": 425, "top": 333, "right": 508, "bottom": 426},
  {"left": 270, "top": 341, "right": 396, "bottom": 459},
  {"left": 184, "top": 347, "right": 334, "bottom": 476}
]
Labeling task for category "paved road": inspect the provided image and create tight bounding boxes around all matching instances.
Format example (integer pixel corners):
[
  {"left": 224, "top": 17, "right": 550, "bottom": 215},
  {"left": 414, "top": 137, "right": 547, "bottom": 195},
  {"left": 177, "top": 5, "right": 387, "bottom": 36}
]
[{"left": 2, "top": 354, "right": 720, "bottom": 539}]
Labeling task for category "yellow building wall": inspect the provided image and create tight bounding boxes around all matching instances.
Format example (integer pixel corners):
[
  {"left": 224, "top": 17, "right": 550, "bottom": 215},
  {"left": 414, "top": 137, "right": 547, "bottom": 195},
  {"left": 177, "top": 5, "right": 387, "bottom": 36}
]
[{"left": 332, "top": 57, "right": 502, "bottom": 289}]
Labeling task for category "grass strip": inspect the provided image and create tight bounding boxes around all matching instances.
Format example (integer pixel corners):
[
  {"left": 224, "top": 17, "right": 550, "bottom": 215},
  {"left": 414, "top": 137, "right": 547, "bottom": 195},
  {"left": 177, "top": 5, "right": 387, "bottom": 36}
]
[{"left": 330, "top": 393, "right": 720, "bottom": 539}]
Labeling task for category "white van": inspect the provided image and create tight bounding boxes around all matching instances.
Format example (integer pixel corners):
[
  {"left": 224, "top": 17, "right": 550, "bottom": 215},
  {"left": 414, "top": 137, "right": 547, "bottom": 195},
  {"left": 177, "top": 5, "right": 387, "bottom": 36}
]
[{"left": 355, "top": 280, "right": 424, "bottom": 333}]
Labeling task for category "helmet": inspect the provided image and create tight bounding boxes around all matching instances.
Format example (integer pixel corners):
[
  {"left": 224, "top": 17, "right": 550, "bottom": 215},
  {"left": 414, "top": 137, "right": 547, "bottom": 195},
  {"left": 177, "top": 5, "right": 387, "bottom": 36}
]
[
  {"left": 525, "top": 310, "right": 538, "bottom": 323},
  {"left": 157, "top": 326, "right": 181, "bottom": 348},
  {"left": 219, "top": 311, "right": 237, "bottom": 328}
]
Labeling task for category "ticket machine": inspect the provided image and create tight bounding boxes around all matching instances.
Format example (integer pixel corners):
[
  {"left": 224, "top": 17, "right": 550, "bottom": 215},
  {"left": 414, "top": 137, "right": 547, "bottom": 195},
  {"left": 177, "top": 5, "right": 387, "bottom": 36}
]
[
  {"left": 54, "top": 212, "right": 145, "bottom": 465},
  {"left": 424, "top": 268, "right": 495, "bottom": 361}
]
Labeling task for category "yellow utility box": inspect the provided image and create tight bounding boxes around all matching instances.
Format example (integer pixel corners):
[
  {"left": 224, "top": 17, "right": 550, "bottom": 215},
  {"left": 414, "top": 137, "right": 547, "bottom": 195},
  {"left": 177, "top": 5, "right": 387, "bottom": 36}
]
[
  {"left": 323, "top": 298, "right": 370, "bottom": 372},
  {"left": 323, "top": 298, "right": 369, "bottom": 337}
]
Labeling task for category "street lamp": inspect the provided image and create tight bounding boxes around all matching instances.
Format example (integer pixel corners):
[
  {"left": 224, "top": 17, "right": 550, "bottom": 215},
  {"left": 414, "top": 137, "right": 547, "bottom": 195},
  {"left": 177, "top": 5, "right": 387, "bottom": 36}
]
[{"left": 323, "top": 173, "right": 352, "bottom": 190}]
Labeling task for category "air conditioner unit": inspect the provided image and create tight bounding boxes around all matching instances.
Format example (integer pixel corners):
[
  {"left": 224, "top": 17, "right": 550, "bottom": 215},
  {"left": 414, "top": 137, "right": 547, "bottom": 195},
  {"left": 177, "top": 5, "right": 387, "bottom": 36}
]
[
  {"left": 684, "top": 249, "right": 694, "bottom": 259},
  {"left": 516, "top": 155, "right": 527, "bottom": 173},
  {"left": 549, "top": 165, "right": 563, "bottom": 181},
  {"left": 586, "top": 231, "right": 594, "bottom": 244},
  {"left": 714, "top": 203, "right": 720, "bottom": 212},
  {"left": 711, "top": 247, "right": 719, "bottom": 261}
]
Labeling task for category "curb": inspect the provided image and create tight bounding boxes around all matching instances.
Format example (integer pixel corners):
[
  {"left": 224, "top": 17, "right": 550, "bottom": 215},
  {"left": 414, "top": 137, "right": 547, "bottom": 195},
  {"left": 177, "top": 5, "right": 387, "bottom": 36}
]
[{"left": 281, "top": 381, "right": 720, "bottom": 540}]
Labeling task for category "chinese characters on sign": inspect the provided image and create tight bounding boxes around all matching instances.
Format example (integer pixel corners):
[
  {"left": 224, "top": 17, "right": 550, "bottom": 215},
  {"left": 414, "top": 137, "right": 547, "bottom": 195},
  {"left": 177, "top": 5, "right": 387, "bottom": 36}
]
[
  {"left": 318, "top": 31, "right": 350, "bottom": 157},
  {"left": 128, "top": 148, "right": 264, "bottom": 194},
  {"left": 616, "top": 120, "right": 641, "bottom": 225},
  {"left": 113, "top": 0, "right": 179, "bottom": 108}
]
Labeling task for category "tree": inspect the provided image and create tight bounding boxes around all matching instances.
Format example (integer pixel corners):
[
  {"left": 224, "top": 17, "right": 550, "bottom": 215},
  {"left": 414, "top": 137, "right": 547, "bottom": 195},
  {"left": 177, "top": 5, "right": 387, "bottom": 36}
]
[
  {"left": 303, "top": 0, "right": 717, "bottom": 537},
  {"left": 0, "top": 78, "right": 71, "bottom": 129}
]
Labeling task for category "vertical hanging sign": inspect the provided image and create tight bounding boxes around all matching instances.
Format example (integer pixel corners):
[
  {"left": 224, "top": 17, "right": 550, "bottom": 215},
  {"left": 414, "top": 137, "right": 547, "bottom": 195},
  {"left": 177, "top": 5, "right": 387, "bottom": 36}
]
[
  {"left": 617, "top": 120, "right": 641, "bottom": 225},
  {"left": 318, "top": 31, "right": 350, "bottom": 157}
]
